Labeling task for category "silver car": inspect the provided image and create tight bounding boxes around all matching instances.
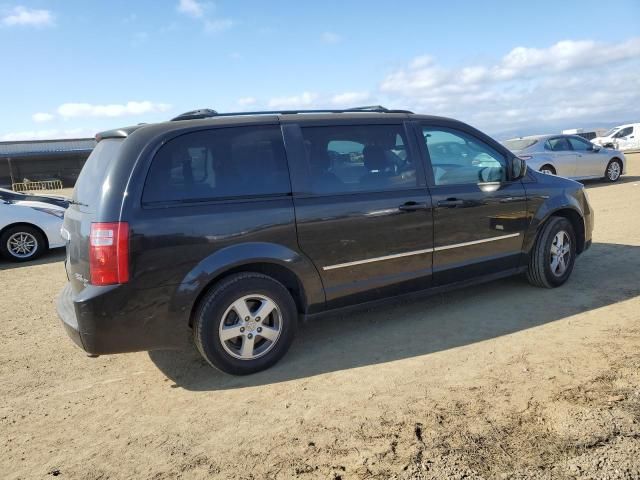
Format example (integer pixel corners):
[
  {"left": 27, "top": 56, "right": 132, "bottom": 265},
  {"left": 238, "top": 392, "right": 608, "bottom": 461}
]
[{"left": 503, "top": 134, "right": 626, "bottom": 182}]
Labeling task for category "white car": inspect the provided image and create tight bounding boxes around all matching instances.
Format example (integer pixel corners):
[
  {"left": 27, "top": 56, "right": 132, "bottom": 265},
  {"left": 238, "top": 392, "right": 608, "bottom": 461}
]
[
  {"left": 503, "top": 134, "right": 626, "bottom": 182},
  {"left": 0, "top": 188, "right": 69, "bottom": 262},
  {"left": 592, "top": 123, "right": 640, "bottom": 151}
]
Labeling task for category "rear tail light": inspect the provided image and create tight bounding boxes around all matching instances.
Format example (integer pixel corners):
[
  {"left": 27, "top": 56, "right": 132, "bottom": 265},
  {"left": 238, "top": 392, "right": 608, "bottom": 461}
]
[{"left": 89, "top": 222, "right": 129, "bottom": 285}]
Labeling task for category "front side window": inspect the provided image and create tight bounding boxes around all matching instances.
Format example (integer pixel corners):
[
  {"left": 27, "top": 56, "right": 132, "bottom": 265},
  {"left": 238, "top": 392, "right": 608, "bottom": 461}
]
[
  {"left": 568, "top": 137, "right": 593, "bottom": 151},
  {"left": 547, "top": 137, "right": 571, "bottom": 152},
  {"left": 421, "top": 127, "right": 506, "bottom": 185},
  {"left": 614, "top": 126, "right": 633, "bottom": 138},
  {"left": 299, "top": 124, "right": 417, "bottom": 194},
  {"left": 143, "top": 126, "right": 290, "bottom": 203}
]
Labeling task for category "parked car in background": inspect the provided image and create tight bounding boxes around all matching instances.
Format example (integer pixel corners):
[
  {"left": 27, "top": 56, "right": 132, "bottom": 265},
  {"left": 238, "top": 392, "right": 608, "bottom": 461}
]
[
  {"left": 503, "top": 134, "right": 626, "bottom": 182},
  {"left": 57, "top": 107, "right": 593, "bottom": 375},
  {"left": 591, "top": 126, "right": 622, "bottom": 147},
  {"left": 592, "top": 123, "right": 640, "bottom": 151},
  {"left": 0, "top": 187, "right": 68, "bottom": 261}
]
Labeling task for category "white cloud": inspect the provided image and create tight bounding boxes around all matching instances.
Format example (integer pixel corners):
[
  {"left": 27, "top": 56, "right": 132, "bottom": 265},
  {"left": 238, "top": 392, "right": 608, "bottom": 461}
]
[
  {"left": 330, "top": 91, "right": 370, "bottom": 106},
  {"left": 237, "top": 97, "right": 257, "bottom": 107},
  {"left": 57, "top": 101, "right": 171, "bottom": 118},
  {"left": 204, "top": 18, "right": 233, "bottom": 33},
  {"left": 321, "top": 31, "right": 341, "bottom": 44},
  {"left": 1, "top": 6, "right": 54, "bottom": 27},
  {"left": 0, "top": 128, "right": 97, "bottom": 141},
  {"left": 268, "top": 92, "right": 319, "bottom": 109},
  {"left": 32, "top": 112, "right": 54, "bottom": 123},
  {"left": 378, "top": 36, "right": 640, "bottom": 133},
  {"left": 177, "top": 0, "right": 204, "bottom": 18}
]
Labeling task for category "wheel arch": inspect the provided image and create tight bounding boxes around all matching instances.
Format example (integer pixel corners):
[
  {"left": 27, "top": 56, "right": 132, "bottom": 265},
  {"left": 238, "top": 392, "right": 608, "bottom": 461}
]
[
  {"left": 187, "top": 261, "right": 309, "bottom": 328},
  {"left": 0, "top": 222, "right": 49, "bottom": 249},
  {"left": 168, "top": 241, "right": 326, "bottom": 329}
]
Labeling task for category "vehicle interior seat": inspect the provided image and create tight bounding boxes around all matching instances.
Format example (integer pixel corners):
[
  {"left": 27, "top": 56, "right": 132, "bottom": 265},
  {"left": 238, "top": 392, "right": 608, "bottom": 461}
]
[
  {"left": 359, "top": 145, "right": 393, "bottom": 188},
  {"left": 307, "top": 141, "right": 343, "bottom": 193}
]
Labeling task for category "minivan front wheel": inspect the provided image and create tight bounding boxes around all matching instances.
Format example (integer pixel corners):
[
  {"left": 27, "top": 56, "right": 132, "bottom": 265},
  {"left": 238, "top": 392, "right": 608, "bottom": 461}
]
[
  {"left": 526, "top": 216, "right": 576, "bottom": 288},
  {"left": 193, "top": 272, "right": 298, "bottom": 375}
]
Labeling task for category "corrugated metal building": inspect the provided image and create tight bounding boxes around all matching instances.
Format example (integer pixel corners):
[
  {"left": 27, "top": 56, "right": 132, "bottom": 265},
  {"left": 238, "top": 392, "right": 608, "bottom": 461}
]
[{"left": 0, "top": 138, "right": 95, "bottom": 188}]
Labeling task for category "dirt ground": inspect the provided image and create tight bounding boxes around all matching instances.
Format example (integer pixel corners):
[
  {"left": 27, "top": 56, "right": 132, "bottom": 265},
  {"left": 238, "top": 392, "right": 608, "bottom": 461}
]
[{"left": 2, "top": 155, "right": 640, "bottom": 480}]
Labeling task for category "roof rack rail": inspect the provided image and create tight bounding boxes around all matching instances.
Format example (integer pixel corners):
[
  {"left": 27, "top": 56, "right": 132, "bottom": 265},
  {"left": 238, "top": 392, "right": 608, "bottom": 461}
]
[
  {"left": 171, "top": 109, "right": 219, "bottom": 121},
  {"left": 170, "top": 105, "right": 413, "bottom": 121}
]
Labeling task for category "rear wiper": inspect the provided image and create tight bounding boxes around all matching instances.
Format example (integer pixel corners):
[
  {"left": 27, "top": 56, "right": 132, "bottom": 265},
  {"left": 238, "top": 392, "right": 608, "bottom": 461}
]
[{"left": 67, "top": 199, "right": 88, "bottom": 207}]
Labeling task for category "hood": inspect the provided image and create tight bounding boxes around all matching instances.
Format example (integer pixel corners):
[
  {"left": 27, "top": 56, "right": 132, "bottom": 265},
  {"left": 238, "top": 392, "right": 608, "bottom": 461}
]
[
  {"left": 18, "top": 193, "right": 69, "bottom": 208},
  {"left": 9, "top": 199, "right": 67, "bottom": 212}
]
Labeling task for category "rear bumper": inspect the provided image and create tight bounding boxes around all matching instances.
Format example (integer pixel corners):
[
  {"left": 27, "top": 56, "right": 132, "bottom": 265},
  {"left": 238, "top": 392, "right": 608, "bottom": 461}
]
[
  {"left": 56, "top": 282, "right": 191, "bottom": 355},
  {"left": 56, "top": 284, "right": 84, "bottom": 350}
]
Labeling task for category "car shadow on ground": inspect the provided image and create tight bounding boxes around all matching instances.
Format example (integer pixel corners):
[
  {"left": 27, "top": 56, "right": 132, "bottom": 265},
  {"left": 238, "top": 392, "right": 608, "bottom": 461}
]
[
  {"left": 0, "top": 247, "right": 65, "bottom": 270},
  {"left": 149, "top": 242, "right": 640, "bottom": 391},
  {"left": 581, "top": 175, "right": 640, "bottom": 188}
]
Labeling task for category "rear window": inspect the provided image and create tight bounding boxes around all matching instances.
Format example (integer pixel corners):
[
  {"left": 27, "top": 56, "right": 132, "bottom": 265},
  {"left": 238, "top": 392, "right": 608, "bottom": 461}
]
[
  {"left": 503, "top": 138, "right": 538, "bottom": 151},
  {"left": 73, "top": 138, "right": 123, "bottom": 208},
  {"left": 142, "top": 126, "right": 290, "bottom": 204}
]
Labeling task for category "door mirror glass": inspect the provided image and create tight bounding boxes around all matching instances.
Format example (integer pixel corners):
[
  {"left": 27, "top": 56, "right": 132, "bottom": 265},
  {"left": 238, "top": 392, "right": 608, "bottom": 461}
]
[{"left": 512, "top": 156, "right": 527, "bottom": 180}]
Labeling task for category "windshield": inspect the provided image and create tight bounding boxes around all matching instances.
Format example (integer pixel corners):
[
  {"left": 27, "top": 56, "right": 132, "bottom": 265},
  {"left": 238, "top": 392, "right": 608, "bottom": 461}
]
[
  {"left": 602, "top": 127, "right": 620, "bottom": 137},
  {"left": 503, "top": 138, "right": 538, "bottom": 151},
  {"left": 73, "top": 138, "right": 122, "bottom": 209}
]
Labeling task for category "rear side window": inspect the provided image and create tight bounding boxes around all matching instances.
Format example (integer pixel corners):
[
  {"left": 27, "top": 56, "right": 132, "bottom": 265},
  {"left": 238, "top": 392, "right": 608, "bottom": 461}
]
[
  {"left": 546, "top": 137, "right": 571, "bottom": 151},
  {"left": 503, "top": 138, "right": 538, "bottom": 151},
  {"left": 73, "top": 138, "right": 123, "bottom": 209},
  {"left": 143, "top": 126, "right": 290, "bottom": 203},
  {"left": 299, "top": 124, "right": 417, "bottom": 194}
]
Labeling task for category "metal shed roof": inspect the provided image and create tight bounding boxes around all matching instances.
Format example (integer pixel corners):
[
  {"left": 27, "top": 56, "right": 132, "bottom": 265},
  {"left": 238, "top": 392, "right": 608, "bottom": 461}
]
[{"left": 0, "top": 138, "right": 96, "bottom": 158}]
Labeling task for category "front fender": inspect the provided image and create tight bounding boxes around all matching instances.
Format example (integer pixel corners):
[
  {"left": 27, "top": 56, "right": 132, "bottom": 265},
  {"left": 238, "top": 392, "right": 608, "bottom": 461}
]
[
  {"left": 521, "top": 183, "right": 587, "bottom": 255},
  {"left": 170, "top": 241, "right": 325, "bottom": 322}
]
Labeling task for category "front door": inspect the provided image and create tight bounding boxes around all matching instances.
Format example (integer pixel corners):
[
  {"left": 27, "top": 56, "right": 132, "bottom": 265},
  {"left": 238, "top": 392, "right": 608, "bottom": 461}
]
[
  {"left": 416, "top": 123, "right": 528, "bottom": 285},
  {"left": 284, "top": 121, "right": 434, "bottom": 309},
  {"left": 567, "top": 135, "right": 606, "bottom": 178}
]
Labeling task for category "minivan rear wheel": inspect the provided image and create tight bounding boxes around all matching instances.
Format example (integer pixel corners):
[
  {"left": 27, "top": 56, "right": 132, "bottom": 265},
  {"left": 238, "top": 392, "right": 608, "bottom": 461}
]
[
  {"left": 193, "top": 272, "right": 298, "bottom": 375},
  {"left": 526, "top": 216, "right": 576, "bottom": 288}
]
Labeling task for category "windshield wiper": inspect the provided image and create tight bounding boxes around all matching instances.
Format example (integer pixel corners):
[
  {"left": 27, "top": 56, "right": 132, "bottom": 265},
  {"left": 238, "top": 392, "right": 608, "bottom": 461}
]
[{"left": 67, "top": 199, "right": 88, "bottom": 207}]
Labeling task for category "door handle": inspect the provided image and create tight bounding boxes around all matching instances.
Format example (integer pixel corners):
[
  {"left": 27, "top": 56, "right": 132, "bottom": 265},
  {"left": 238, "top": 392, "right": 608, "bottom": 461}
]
[
  {"left": 398, "top": 202, "right": 430, "bottom": 211},
  {"left": 437, "top": 199, "right": 465, "bottom": 208}
]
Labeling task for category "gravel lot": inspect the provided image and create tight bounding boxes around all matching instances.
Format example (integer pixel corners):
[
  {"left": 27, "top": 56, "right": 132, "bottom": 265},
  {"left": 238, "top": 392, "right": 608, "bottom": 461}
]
[{"left": 2, "top": 154, "right": 639, "bottom": 479}]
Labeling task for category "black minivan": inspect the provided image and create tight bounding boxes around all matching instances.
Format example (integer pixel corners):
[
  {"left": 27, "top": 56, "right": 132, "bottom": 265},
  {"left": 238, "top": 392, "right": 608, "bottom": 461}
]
[{"left": 57, "top": 107, "right": 593, "bottom": 374}]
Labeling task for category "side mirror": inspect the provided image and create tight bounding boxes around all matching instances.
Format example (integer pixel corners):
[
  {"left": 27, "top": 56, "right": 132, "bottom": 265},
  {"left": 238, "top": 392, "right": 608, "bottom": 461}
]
[
  {"left": 592, "top": 144, "right": 601, "bottom": 152},
  {"left": 512, "top": 156, "right": 527, "bottom": 180}
]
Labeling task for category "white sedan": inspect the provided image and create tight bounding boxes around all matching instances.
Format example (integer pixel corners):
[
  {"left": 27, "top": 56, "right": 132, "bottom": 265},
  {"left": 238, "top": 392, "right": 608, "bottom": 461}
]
[
  {"left": 503, "top": 134, "right": 626, "bottom": 182},
  {"left": 0, "top": 188, "right": 69, "bottom": 262}
]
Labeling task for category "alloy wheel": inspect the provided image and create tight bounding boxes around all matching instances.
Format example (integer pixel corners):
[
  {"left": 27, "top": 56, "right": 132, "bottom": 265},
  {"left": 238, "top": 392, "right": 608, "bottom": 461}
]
[
  {"left": 550, "top": 230, "right": 571, "bottom": 277},
  {"left": 607, "top": 161, "right": 621, "bottom": 181},
  {"left": 218, "top": 294, "right": 283, "bottom": 360},
  {"left": 7, "top": 232, "right": 38, "bottom": 259}
]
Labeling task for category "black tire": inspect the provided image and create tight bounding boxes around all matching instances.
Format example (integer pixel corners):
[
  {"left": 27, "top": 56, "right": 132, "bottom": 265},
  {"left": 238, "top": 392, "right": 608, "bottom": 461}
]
[
  {"left": 604, "top": 158, "right": 622, "bottom": 182},
  {"left": 540, "top": 164, "right": 556, "bottom": 175},
  {"left": 526, "top": 216, "right": 576, "bottom": 288},
  {"left": 193, "top": 272, "right": 298, "bottom": 375},
  {"left": 0, "top": 225, "right": 47, "bottom": 262}
]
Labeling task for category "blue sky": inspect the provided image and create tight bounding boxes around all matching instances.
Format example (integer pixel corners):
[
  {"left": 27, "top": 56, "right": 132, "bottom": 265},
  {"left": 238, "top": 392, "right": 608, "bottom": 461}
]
[{"left": 1, "top": 0, "right": 639, "bottom": 140}]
